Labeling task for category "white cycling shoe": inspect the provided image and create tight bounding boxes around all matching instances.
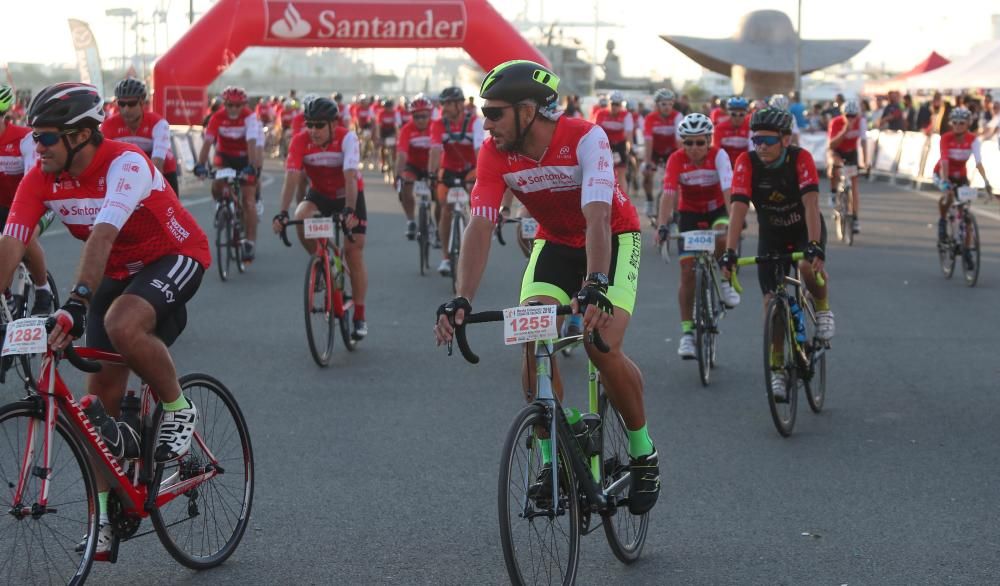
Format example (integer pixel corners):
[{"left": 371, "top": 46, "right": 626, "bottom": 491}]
[
  {"left": 437, "top": 259, "right": 452, "bottom": 276},
  {"left": 815, "top": 310, "right": 835, "bottom": 341},
  {"left": 720, "top": 280, "right": 741, "bottom": 308},
  {"left": 677, "top": 334, "right": 696, "bottom": 360}
]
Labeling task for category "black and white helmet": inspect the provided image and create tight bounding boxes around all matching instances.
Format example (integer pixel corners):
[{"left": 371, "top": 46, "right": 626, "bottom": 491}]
[
  {"left": 653, "top": 89, "right": 675, "bottom": 103},
  {"left": 609, "top": 91, "right": 625, "bottom": 104},
  {"left": 114, "top": 78, "right": 147, "bottom": 100},
  {"left": 768, "top": 94, "right": 789, "bottom": 111},
  {"left": 841, "top": 99, "right": 861, "bottom": 116},
  {"left": 28, "top": 82, "right": 105, "bottom": 129},
  {"left": 949, "top": 106, "right": 972, "bottom": 122},
  {"left": 677, "top": 113, "right": 713, "bottom": 137}
]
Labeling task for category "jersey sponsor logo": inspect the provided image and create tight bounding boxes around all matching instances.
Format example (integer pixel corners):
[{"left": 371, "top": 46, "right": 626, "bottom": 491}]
[
  {"left": 55, "top": 198, "right": 104, "bottom": 224},
  {"left": 407, "top": 136, "right": 432, "bottom": 148},
  {"left": 218, "top": 125, "right": 248, "bottom": 140},
  {"left": 0, "top": 156, "right": 23, "bottom": 175},
  {"left": 167, "top": 215, "right": 191, "bottom": 242},
  {"left": 597, "top": 157, "right": 610, "bottom": 172},
  {"left": 505, "top": 166, "right": 579, "bottom": 193},
  {"left": 651, "top": 126, "right": 675, "bottom": 135},
  {"left": 122, "top": 162, "right": 141, "bottom": 174},
  {"left": 302, "top": 151, "right": 346, "bottom": 167},
  {"left": 598, "top": 140, "right": 610, "bottom": 151},
  {"left": 678, "top": 169, "right": 721, "bottom": 187},
  {"left": 558, "top": 146, "right": 571, "bottom": 159},
  {"left": 265, "top": 1, "right": 468, "bottom": 43},
  {"left": 151, "top": 279, "right": 176, "bottom": 303},
  {"left": 769, "top": 211, "right": 802, "bottom": 227}
]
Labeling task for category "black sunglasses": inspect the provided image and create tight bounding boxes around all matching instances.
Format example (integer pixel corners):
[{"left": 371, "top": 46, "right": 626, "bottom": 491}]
[
  {"left": 481, "top": 105, "right": 515, "bottom": 122},
  {"left": 225, "top": 102, "right": 244, "bottom": 108},
  {"left": 413, "top": 113, "right": 430, "bottom": 120},
  {"left": 305, "top": 121, "right": 328, "bottom": 129},
  {"left": 32, "top": 129, "right": 78, "bottom": 147},
  {"left": 117, "top": 99, "right": 140, "bottom": 108},
  {"left": 682, "top": 139, "right": 707, "bottom": 147},
  {"left": 729, "top": 110, "right": 747, "bottom": 116},
  {"left": 751, "top": 135, "right": 782, "bottom": 146}
]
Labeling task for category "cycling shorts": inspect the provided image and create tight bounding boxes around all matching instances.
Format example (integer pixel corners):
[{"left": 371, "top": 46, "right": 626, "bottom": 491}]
[
  {"left": 87, "top": 255, "right": 205, "bottom": 352},
  {"left": 755, "top": 217, "right": 827, "bottom": 295},
  {"left": 401, "top": 165, "right": 430, "bottom": 183},
  {"left": 520, "top": 231, "right": 641, "bottom": 315},
  {"left": 611, "top": 141, "right": 629, "bottom": 168},
  {"left": 304, "top": 189, "right": 368, "bottom": 235},
  {"left": 933, "top": 173, "right": 969, "bottom": 192},
  {"left": 829, "top": 150, "right": 859, "bottom": 167},
  {"left": 678, "top": 208, "right": 729, "bottom": 257},
  {"left": 212, "top": 153, "right": 249, "bottom": 171},
  {"left": 436, "top": 168, "right": 476, "bottom": 203}
]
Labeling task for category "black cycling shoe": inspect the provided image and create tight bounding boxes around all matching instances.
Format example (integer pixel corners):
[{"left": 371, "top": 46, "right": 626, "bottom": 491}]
[
  {"left": 627, "top": 450, "right": 660, "bottom": 515},
  {"left": 527, "top": 464, "right": 554, "bottom": 508},
  {"left": 30, "top": 289, "right": 53, "bottom": 317}
]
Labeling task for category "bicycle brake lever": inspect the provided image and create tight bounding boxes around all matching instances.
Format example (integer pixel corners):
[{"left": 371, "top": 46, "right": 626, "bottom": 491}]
[{"left": 446, "top": 339, "right": 453, "bottom": 357}]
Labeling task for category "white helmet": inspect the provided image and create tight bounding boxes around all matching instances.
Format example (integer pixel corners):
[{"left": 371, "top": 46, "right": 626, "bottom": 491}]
[
  {"left": 677, "top": 113, "right": 713, "bottom": 137},
  {"left": 653, "top": 89, "right": 675, "bottom": 103},
  {"left": 768, "top": 94, "right": 789, "bottom": 111},
  {"left": 609, "top": 91, "right": 625, "bottom": 104},
  {"left": 841, "top": 99, "right": 860, "bottom": 116},
  {"left": 949, "top": 106, "right": 972, "bottom": 122}
]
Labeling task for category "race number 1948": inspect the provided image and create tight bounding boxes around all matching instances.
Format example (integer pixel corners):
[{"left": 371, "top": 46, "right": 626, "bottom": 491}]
[
  {"left": 303, "top": 217, "right": 335, "bottom": 239},
  {"left": 503, "top": 305, "right": 558, "bottom": 345}
]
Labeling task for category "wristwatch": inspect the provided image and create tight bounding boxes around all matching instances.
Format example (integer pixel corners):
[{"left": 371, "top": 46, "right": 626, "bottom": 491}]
[
  {"left": 71, "top": 283, "right": 92, "bottom": 301},
  {"left": 585, "top": 272, "right": 609, "bottom": 288}
]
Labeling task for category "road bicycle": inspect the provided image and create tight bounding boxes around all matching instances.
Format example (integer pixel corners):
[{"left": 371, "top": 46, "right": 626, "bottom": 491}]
[
  {"left": 938, "top": 186, "right": 991, "bottom": 287},
  {"left": 733, "top": 252, "right": 829, "bottom": 437},
  {"left": 212, "top": 167, "right": 249, "bottom": 281},
  {"left": 442, "top": 176, "right": 470, "bottom": 293},
  {"left": 0, "top": 318, "right": 254, "bottom": 584},
  {"left": 448, "top": 305, "right": 649, "bottom": 585},
  {"left": 413, "top": 179, "right": 437, "bottom": 276},
  {"left": 279, "top": 213, "right": 357, "bottom": 367},
  {"left": 495, "top": 214, "right": 538, "bottom": 259},
  {"left": 0, "top": 260, "right": 59, "bottom": 392},
  {"left": 832, "top": 164, "right": 858, "bottom": 246}
]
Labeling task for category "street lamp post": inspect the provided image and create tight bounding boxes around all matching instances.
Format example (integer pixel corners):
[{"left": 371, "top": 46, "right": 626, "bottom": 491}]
[
  {"left": 106, "top": 7, "right": 136, "bottom": 72},
  {"left": 793, "top": 0, "right": 802, "bottom": 95}
]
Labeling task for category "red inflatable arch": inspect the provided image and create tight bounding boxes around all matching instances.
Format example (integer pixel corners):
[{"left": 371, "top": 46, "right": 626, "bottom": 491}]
[{"left": 152, "top": 0, "right": 548, "bottom": 124}]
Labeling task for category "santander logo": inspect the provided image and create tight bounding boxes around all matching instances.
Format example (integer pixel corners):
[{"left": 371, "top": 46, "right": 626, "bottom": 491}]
[{"left": 270, "top": 3, "right": 311, "bottom": 39}]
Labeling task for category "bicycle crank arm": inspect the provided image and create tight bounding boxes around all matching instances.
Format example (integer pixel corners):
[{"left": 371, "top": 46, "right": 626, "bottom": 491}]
[{"left": 603, "top": 472, "right": 631, "bottom": 499}]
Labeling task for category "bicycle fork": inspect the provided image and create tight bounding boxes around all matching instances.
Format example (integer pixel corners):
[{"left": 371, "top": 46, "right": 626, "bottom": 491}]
[{"left": 10, "top": 360, "right": 60, "bottom": 518}]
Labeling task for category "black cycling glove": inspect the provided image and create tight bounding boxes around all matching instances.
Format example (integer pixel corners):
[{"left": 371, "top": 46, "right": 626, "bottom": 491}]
[
  {"left": 575, "top": 283, "right": 613, "bottom": 318},
  {"left": 436, "top": 297, "right": 472, "bottom": 327},
  {"left": 719, "top": 248, "right": 738, "bottom": 271},
  {"left": 54, "top": 299, "right": 87, "bottom": 338},
  {"left": 805, "top": 240, "right": 825, "bottom": 262}
]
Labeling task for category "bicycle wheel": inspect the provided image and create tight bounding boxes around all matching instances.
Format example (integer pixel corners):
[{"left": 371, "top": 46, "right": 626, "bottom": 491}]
[
  {"left": 938, "top": 223, "right": 956, "bottom": 279},
  {"left": 303, "top": 255, "right": 335, "bottom": 367},
  {"left": 17, "top": 271, "right": 60, "bottom": 391},
  {"left": 498, "top": 403, "right": 580, "bottom": 586},
  {"left": 0, "top": 400, "right": 99, "bottom": 585},
  {"left": 599, "top": 393, "right": 649, "bottom": 564},
  {"left": 335, "top": 252, "right": 357, "bottom": 352},
  {"left": 962, "top": 213, "right": 980, "bottom": 287},
  {"left": 694, "top": 265, "right": 712, "bottom": 387},
  {"left": 763, "top": 297, "right": 798, "bottom": 437},
  {"left": 151, "top": 374, "right": 255, "bottom": 570},
  {"left": 234, "top": 211, "right": 247, "bottom": 274},
  {"left": 215, "top": 206, "right": 232, "bottom": 281},
  {"left": 449, "top": 212, "right": 465, "bottom": 294},
  {"left": 801, "top": 297, "right": 827, "bottom": 413},
  {"left": 417, "top": 203, "right": 429, "bottom": 276}
]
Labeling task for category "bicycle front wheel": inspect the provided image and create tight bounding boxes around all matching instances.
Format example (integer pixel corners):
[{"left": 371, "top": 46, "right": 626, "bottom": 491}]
[
  {"left": 215, "top": 207, "right": 232, "bottom": 281},
  {"left": 938, "top": 226, "right": 956, "bottom": 279},
  {"left": 151, "top": 374, "right": 255, "bottom": 570},
  {"left": 335, "top": 252, "right": 358, "bottom": 352},
  {"left": 449, "top": 212, "right": 466, "bottom": 294},
  {"left": 303, "top": 255, "right": 335, "bottom": 367},
  {"left": 801, "top": 298, "right": 827, "bottom": 413},
  {"left": 599, "top": 393, "right": 649, "bottom": 563},
  {"left": 763, "top": 297, "right": 798, "bottom": 437},
  {"left": 0, "top": 400, "right": 99, "bottom": 585},
  {"left": 498, "top": 403, "right": 580, "bottom": 586},
  {"left": 19, "top": 271, "right": 61, "bottom": 391},
  {"left": 962, "top": 213, "right": 980, "bottom": 287},
  {"left": 417, "top": 204, "right": 429, "bottom": 276},
  {"left": 694, "top": 265, "right": 712, "bottom": 387}
]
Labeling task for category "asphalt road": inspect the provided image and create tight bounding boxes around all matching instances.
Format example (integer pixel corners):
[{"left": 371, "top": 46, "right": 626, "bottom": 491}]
[{"left": 24, "top": 166, "right": 1000, "bottom": 585}]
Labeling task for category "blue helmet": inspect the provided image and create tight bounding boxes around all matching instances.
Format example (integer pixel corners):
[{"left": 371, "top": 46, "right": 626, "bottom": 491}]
[{"left": 726, "top": 96, "right": 749, "bottom": 111}]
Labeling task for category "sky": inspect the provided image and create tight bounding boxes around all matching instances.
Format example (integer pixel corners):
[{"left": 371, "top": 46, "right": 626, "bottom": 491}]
[{"left": 4, "top": 0, "right": 999, "bottom": 85}]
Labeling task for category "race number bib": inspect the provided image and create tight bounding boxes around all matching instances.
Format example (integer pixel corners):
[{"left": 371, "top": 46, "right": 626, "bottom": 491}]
[
  {"left": 519, "top": 217, "right": 539, "bottom": 239},
  {"left": 303, "top": 217, "right": 335, "bottom": 239},
  {"left": 682, "top": 230, "right": 716, "bottom": 252},
  {"left": 613, "top": 151, "right": 622, "bottom": 165},
  {"left": 215, "top": 167, "right": 238, "bottom": 180},
  {"left": 843, "top": 165, "right": 859, "bottom": 178},
  {"left": 414, "top": 181, "right": 431, "bottom": 198},
  {"left": 2, "top": 318, "right": 47, "bottom": 356},
  {"left": 446, "top": 187, "right": 469, "bottom": 204},
  {"left": 957, "top": 186, "right": 977, "bottom": 202},
  {"left": 384, "top": 136, "right": 396, "bottom": 147},
  {"left": 503, "top": 305, "right": 558, "bottom": 345}
]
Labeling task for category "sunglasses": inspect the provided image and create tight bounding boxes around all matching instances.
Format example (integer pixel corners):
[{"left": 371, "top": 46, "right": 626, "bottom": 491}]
[
  {"left": 729, "top": 110, "right": 747, "bottom": 116},
  {"left": 413, "top": 114, "right": 430, "bottom": 120},
  {"left": 682, "top": 139, "right": 707, "bottom": 147},
  {"left": 304, "top": 121, "right": 328, "bottom": 129},
  {"left": 481, "top": 105, "right": 515, "bottom": 121},
  {"left": 32, "top": 129, "right": 78, "bottom": 147},
  {"left": 657, "top": 101, "right": 673, "bottom": 106},
  {"left": 117, "top": 100, "right": 141, "bottom": 108},
  {"left": 845, "top": 114, "right": 857, "bottom": 119},
  {"left": 751, "top": 135, "right": 782, "bottom": 146},
  {"left": 225, "top": 102, "right": 244, "bottom": 108}
]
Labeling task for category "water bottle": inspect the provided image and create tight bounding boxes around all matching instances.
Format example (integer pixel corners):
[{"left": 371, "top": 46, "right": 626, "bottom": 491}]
[
  {"left": 788, "top": 298, "right": 807, "bottom": 344},
  {"left": 80, "top": 395, "right": 125, "bottom": 460},
  {"left": 564, "top": 408, "right": 597, "bottom": 456},
  {"left": 118, "top": 391, "right": 142, "bottom": 459}
]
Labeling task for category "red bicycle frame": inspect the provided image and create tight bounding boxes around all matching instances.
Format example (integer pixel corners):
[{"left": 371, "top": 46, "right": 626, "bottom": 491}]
[{"left": 307, "top": 236, "right": 352, "bottom": 319}]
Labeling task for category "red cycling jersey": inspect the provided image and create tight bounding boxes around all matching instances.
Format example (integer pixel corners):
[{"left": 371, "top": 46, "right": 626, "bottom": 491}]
[
  {"left": 827, "top": 114, "right": 866, "bottom": 154},
  {"left": 204, "top": 107, "right": 260, "bottom": 158},
  {"left": 377, "top": 108, "right": 401, "bottom": 131},
  {"left": 285, "top": 127, "right": 362, "bottom": 198},
  {"left": 256, "top": 102, "right": 274, "bottom": 125},
  {"left": 643, "top": 110, "right": 682, "bottom": 156},
  {"left": 712, "top": 117, "right": 750, "bottom": 166},
  {"left": 709, "top": 107, "right": 729, "bottom": 127},
  {"left": 353, "top": 105, "right": 374, "bottom": 128},
  {"left": 397, "top": 122, "right": 433, "bottom": 170},
  {"left": 5, "top": 141, "right": 210, "bottom": 278},
  {"left": 100, "top": 111, "right": 177, "bottom": 174},
  {"left": 279, "top": 107, "right": 296, "bottom": 127},
  {"left": 430, "top": 114, "right": 483, "bottom": 172},
  {"left": 934, "top": 131, "right": 982, "bottom": 179},
  {"left": 291, "top": 112, "right": 306, "bottom": 136},
  {"left": 0, "top": 123, "right": 36, "bottom": 207},
  {"left": 471, "top": 116, "right": 639, "bottom": 248},
  {"left": 663, "top": 146, "right": 733, "bottom": 213},
  {"left": 593, "top": 109, "right": 634, "bottom": 144},
  {"left": 397, "top": 106, "right": 412, "bottom": 126}
]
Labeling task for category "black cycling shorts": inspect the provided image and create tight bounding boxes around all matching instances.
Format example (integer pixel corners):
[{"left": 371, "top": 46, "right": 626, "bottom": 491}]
[
  {"left": 678, "top": 207, "right": 729, "bottom": 256},
  {"left": 755, "top": 217, "right": 827, "bottom": 295},
  {"left": 402, "top": 164, "right": 429, "bottom": 182},
  {"left": 611, "top": 141, "right": 629, "bottom": 168},
  {"left": 0, "top": 206, "right": 9, "bottom": 232},
  {"left": 304, "top": 189, "right": 367, "bottom": 235},
  {"left": 164, "top": 171, "right": 180, "bottom": 197},
  {"left": 831, "top": 150, "right": 859, "bottom": 167},
  {"left": 212, "top": 153, "right": 250, "bottom": 171},
  {"left": 87, "top": 255, "right": 205, "bottom": 352}
]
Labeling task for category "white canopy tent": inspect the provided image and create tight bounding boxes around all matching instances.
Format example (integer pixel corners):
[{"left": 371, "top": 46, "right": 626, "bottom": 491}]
[{"left": 905, "top": 41, "right": 1000, "bottom": 91}]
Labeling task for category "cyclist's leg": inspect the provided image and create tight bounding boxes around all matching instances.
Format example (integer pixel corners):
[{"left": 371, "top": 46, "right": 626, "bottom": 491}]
[
  {"left": 293, "top": 192, "right": 324, "bottom": 252},
  {"left": 399, "top": 167, "right": 418, "bottom": 220},
  {"left": 676, "top": 211, "right": 703, "bottom": 336},
  {"left": 845, "top": 150, "right": 860, "bottom": 217},
  {"left": 241, "top": 180, "right": 258, "bottom": 243},
  {"left": 164, "top": 171, "right": 180, "bottom": 198},
  {"left": 437, "top": 171, "right": 454, "bottom": 260},
  {"left": 338, "top": 192, "right": 368, "bottom": 311},
  {"left": 828, "top": 152, "right": 842, "bottom": 194},
  {"left": 641, "top": 160, "right": 655, "bottom": 201}
]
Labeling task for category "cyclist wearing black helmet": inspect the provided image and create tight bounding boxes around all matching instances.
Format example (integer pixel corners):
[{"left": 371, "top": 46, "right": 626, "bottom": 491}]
[
  {"left": 721, "top": 107, "right": 834, "bottom": 402},
  {"left": 433, "top": 60, "right": 660, "bottom": 516},
  {"left": 273, "top": 97, "right": 369, "bottom": 339}
]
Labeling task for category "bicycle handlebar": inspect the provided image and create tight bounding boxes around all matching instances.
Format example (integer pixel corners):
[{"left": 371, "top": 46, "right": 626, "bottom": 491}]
[
  {"left": 452, "top": 305, "right": 610, "bottom": 364},
  {"left": 39, "top": 317, "right": 103, "bottom": 373},
  {"left": 730, "top": 251, "right": 825, "bottom": 293},
  {"left": 278, "top": 213, "right": 355, "bottom": 246},
  {"left": 494, "top": 218, "right": 525, "bottom": 247}
]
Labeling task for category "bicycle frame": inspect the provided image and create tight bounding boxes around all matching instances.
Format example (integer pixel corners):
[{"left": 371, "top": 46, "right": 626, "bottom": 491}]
[{"left": 282, "top": 217, "right": 352, "bottom": 320}]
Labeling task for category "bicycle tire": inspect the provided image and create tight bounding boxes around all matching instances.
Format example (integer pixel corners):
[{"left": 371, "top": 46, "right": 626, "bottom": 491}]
[
  {"left": 708, "top": 267, "right": 720, "bottom": 368},
  {"left": 418, "top": 203, "right": 429, "bottom": 276},
  {"left": 962, "top": 213, "right": 980, "bottom": 287},
  {"left": 449, "top": 212, "right": 465, "bottom": 294},
  {"left": 215, "top": 205, "right": 231, "bottom": 281},
  {"left": 18, "top": 271, "right": 61, "bottom": 391},
  {"left": 0, "top": 400, "right": 99, "bottom": 585},
  {"left": 938, "top": 222, "right": 956, "bottom": 279},
  {"left": 151, "top": 373, "right": 255, "bottom": 570},
  {"left": 763, "top": 297, "right": 798, "bottom": 437},
  {"left": 845, "top": 211, "right": 854, "bottom": 247},
  {"left": 599, "top": 393, "right": 649, "bottom": 563},
  {"left": 234, "top": 209, "right": 247, "bottom": 274},
  {"left": 303, "top": 255, "right": 335, "bottom": 367},
  {"left": 801, "top": 296, "right": 826, "bottom": 413},
  {"left": 498, "top": 403, "right": 580, "bottom": 586},
  {"left": 694, "top": 264, "right": 712, "bottom": 387},
  {"left": 335, "top": 250, "right": 357, "bottom": 352}
]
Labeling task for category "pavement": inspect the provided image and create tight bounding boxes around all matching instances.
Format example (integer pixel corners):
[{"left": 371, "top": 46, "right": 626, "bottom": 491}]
[{"left": 27, "top": 166, "right": 1000, "bottom": 585}]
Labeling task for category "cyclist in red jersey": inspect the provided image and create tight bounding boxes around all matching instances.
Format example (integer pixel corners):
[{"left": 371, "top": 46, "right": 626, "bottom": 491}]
[
  {"left": 376, "top": 97, "right": 401, "bottom": 173},
  {"left": 397, "top": 96, "right": 412, "bottom": 126},
  {"left": 273, "top": 98, "right": 369, "bottom": 339},
  {"left": 826, "top": 99, "right": 868, "bottom": 234},
  {"left": 433, "top": 60, "right": 660, "bottom": 515},
  {"left": 642, "top": 89, "right": 682, "bottom": 219},
  {"left": 712, "top": 96, "right": 750, "bottom": 171},
  {"left": 933, "top": 106, "right": 993, "bottom": 242},
  {"left": 101, "top": 78, "right": 180, "bottom": 196},
  {"left": 194, "top": 86, "right": 262, "bottom": 261},
  {"left": 2, "top": 83, "right": 211, "bottom": 552},
  {"left": 0, "top": 84, "right": 54, "bottom": 315},
  {"left": 589, "top": 95, "right": 608, "bottom": 122},
  {"left": 395, "top": 95, "right": 434, "bottom": 240},
  {"left": 429, "top": 86, "right": 484, "bottom": 276},
  {"left": 654, "top": 113, "right": 740, "bottom": 358},
  {"left": 593, "top": 91, "right": 634, "bottom": 195}
]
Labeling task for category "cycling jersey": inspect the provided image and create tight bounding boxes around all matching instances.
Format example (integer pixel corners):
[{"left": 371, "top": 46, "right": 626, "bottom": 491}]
[
  {"left": 377, "top": 108, "right": 401, "bottom": 132},
  {"left": 730, "top": 147, "right": 819, "bottom": 232},
  {"left": 430, "top": 113, "right": 483, "bottom": 172},
  {"left": 643, "top": 110, "right": 683, "bottom": 156},
  {"left": 397, "top": 121, "right": 433, "bottom": 170},
  {"left": 934, "top": 131, "right": 982, "bottom": 179},
  {"left": 255, "top": 103, "right": 274, "bottom": 125},
  {"left": 712, "top": 117, "right": 750, "bottom": 166},
  {"left": 593, "top": 109, "right": 634, "bottom": 144},
  {"left": 6, "top": 140, "right": 210, "bottom": 279},
  {"left": 285, "top": 127, "right": 362, "bottom": 199},
  {"left": 279, "top": 108, "right": 296, "bottom": 128},
  {"left": 827, "top": 114, "right": 866, "bottom": 154},
  {"left": 291, "top": 112, "right": 305, "bottom": 135},
  {"left": 100, "top": 111, "right": 178, "bottom": 174},
  {"left": 709, "top": 107, "right": 729, "bottom": 127},
  {"left": 663, "top": 146, "right": 732, "bottom": 213},
  {"left": 352, "top": 105, "right": 375, "bottom": 128},
  {"left": 0, "top": 123, "right": 36, "bottom": 207},
  {"left": 397, "top": 106, "right": 412, "bottom": 126},
  {"left": 471, "top": 116, "right": 639, "bottom": 248},
  {"left": 204, "top": 107, "right": 260, "bottom": 158}
]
